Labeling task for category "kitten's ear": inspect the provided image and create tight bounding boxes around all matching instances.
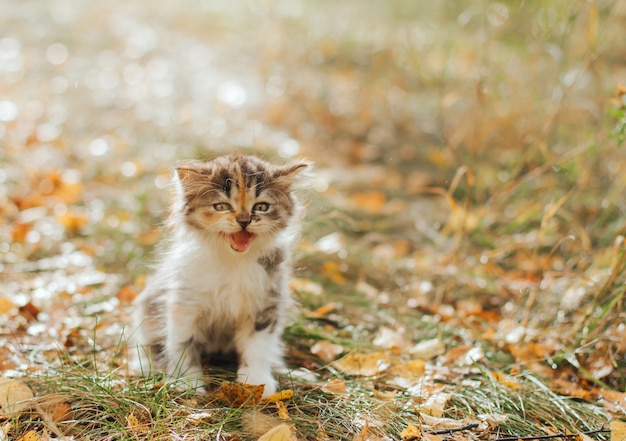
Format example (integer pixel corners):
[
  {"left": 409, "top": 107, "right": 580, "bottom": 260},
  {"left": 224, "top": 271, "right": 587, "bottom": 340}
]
[
  {"left": 274, "top": 160, "right": 311, "bottom": 180},
  {"left": 175, "top": 163, "right": 211, "bottom": 180},
  {"left": 173, "top": 163, "right": 211, "bottom": 193}
]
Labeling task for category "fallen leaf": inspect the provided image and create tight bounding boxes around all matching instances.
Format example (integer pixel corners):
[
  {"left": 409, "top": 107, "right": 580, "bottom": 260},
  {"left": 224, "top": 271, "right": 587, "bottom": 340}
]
[
  {"left": 611, "top": 420, "right": 626, "bottom": 441},
  {"left": 332, "top": 352, "right": 390, "bottom": 376},
  {"left": 322, "top": 379, "right": 346, "bottom": 394},
  {"left": 186, "top": 411, "right": 214, "bottom": 426},
  {"left": 0, "top": 298, "right": 15, "bottom": 315},
  {"left": 311, "top": 340, "right": 344, "bottom": 361},
  {"left": 126, "top": 411, "right": 149, "bottom": 434},
  {"left": 17, "top": 430, "right": 40, "bottom": 441},
  {"left": 276, "top": 401, "right": 289, "bottom": 419},
  {"left": 263, "top": 389, "right": 294, "bottom": 403},
  {"left": 312, "top": 303, "right": 338, "bottom": 317},
  {"left": 490, "top": 371, "right": 521, "bottom": 389},
  {"left": 116, "top": 285, "right": 138, "bottom": 304},
  {"left": 257, "top": 423, "right": 296, "bottom": 441},
  {"left": 50, "top": 401, "right": 73, "bottom": 423},
  {"left": 418, "top": 393, "right": 451, "bottom": 418},
  {"left": 401, "top": 423, "right": 421, "bottom": 440},
  {"left": 58, "top": 209, "right": 88, "bottom": 232},
  {"left": 409, "top": 339, "right": 445, "bottom": 360},
  {"left": 11, "top": 223, "right": 31, "bottom": 244},
  {"left": 418, "top": 413, "right": 479, "bottom": 431},
  {"left": 19, "top": 302, "right": 40, "bottom": 321},
  {"left": 350, "top": 191, "right": 387, "bottom": 214},
  {"left": 373, "top": 326, "right": 407, "bottom": 350},
  {"left": 0, "top": 377, "right": 34, "bottom": 416},
  {"left": 320, "top": 261, "right": 345, "bottom": 284},
  {"left": 390, "top": 359, "right": 426, "bottom": 380},
  {"left": 221, "top": 381, "right": 265, "bottom": 407},
  {"left": 353, "top": 420, "right": 369, "bottom": 441},
  {"left": 290, "top": 278, "right": 323, "bottom": 296}
]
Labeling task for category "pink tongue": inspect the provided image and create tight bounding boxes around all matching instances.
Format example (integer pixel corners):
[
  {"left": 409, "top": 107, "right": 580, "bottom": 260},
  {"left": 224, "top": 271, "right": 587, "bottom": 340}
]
[{"left": 230, "top": 230, "right": 252, "bottom": 252}]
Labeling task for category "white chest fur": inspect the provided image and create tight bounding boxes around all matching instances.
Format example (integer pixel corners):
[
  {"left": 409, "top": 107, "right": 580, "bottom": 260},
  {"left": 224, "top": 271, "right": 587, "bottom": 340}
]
[{"left": 166, "top": 229, "right": 272, "bottom": 321}]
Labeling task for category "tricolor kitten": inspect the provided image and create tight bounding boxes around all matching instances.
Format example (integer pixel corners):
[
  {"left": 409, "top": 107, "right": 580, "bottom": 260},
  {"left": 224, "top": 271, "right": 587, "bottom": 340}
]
[{"left": 131, "top": 153, "right": 309, "bottom": 397}]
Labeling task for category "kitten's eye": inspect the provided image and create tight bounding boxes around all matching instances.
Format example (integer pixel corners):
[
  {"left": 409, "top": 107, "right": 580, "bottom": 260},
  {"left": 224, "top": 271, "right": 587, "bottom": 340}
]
[
  {"left": 213, "top": 202, "right": 232, "bottom": 211},
  {"left": 253, "top": 202, "right": 270, "bottom": 212}
]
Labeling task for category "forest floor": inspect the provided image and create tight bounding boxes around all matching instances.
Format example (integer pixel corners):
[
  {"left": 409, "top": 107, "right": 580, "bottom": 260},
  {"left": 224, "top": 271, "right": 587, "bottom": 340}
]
[{"left": 1, "top": 1, "right": 625, "bottom": 440}]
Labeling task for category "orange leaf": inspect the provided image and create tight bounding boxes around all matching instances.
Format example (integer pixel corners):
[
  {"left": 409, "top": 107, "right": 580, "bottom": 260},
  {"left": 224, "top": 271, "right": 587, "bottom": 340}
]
[
  {"left": 320, "top": 262, "right": 345, "bottom": 284},
  {"left": 332, "top": 352, "right": 390, "bottom": 376},
  {"left": 11, "top": 222, "right": 31, "bottom": 243},
  {"left": 322, "top": 379, "right": 347, "bottom": 394},
  {"left": 221, "top": 381, "right": 265, "bottom": 407},
  {"left": 116, "top": 285, "right": 138, "bottom": 304},
  {"left": 350, "top": 191, "right": 386, "bottom": 214},
  {"left": 58, "top": 209, "right": 88, "bottom": 232},
  {"left": 401, "top": 423, "right": 421, "bottom": 441}
]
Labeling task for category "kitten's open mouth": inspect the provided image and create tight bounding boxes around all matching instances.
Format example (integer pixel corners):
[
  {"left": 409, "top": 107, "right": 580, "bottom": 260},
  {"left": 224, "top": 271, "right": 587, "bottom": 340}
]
[{"left": 229, "top": 230, "right": 255, "bottom": 252}]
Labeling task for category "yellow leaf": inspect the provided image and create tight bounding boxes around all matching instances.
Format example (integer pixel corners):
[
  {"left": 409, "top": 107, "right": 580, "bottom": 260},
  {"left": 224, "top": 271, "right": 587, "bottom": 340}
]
[
  {"left": 611, "top": 420, "right": 626, "bottom": 441},
  {"left": 350, "top": 191, "right": 386, "bottom": 214},
  {"left": 490, "top": 371, "right": 521, "bottom": 389},
  {"left": 401, "top": 423, "right": 421, "bottom": 440},
  {"left": 126, "top": 411, "right": 149, "bottom": 434},
  {"left": 0, "top": 297, "right": 15, "bottom": 315},
  {"left": 263, "top": 389, "right": 294, "bottom": 403},
  {"left": 390, "top": 359, "right": 426, "bottom": 379},
  {"left": 257, "top": 423, "right": 296, "bottom": 441},
  {"left": 332, "top": 352, "right": 390, "bottom": 377},
  {"left": 17, "top": 430, "right": 41, "bottom": 441},
  {"left": 322, "top": 379, "right": 347, "bottom": 394},
  {"left": 58, "top": 209, "right": 88, "bottom": 232},
  {"left": 0, "top": 378, "right": 34, "bottom": 416},
  {"left": 320, "top": 262, "right": 345, "bottom": 284},
  {"left": 276, "top": 401, "right": 290, "bottom": 419}
]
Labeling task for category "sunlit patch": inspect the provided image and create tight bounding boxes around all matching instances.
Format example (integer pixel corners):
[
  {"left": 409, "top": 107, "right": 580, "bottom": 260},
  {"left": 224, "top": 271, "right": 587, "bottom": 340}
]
[{"left": 217, "top": 81, "right": 247, "bottom": 107}]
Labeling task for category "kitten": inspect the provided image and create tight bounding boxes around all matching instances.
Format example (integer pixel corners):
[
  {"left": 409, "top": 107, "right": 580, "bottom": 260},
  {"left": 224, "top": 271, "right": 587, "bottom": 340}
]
[{"left": 130, "top": 153, "right": 310, "bottom": 397}]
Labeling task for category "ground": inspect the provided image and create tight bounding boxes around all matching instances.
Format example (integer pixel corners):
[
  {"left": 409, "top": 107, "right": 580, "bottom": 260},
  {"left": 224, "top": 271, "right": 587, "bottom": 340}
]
[{"left": 1, "top": 1, "right": 625, "bottom": 440}]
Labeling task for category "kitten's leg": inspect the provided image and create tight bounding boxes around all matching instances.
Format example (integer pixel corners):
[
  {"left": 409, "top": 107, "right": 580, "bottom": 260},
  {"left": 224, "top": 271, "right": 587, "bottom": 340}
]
[
  {"left": 235, "top": 327, "right": 284, "bottom": 398},
  {"left": 129, "top": 293, "right": 163, "bottom": 376},
  {"left": 164, "top": 305, "right": 205, "bottom": 391}
]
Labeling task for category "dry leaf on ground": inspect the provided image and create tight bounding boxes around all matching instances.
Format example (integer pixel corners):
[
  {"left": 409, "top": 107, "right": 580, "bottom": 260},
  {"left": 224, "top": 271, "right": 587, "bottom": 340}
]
[
  {"left": 310, "top": 340, "right": 344, "bottom": 361},
  {"left": 126, "top": 411, "right": 149, "bottom": 434},
  {"left": 408, "top": 339, "right": 445, "bottom": 360},
  {"left": 257, "top": 423, "right": 296, "bottom": 441},
  {"left": 276, "top": 401, "right": 289, "bottom": 419},
  {"left": 221, "top": 382, "right": 265, "bottom": 407},
  {"left": 0, "top": 378, "right": 34, "bottom": 416},
  {"left": 332, "top": 352, "right": 390, "bottom": 376},
  {"left": 611, "top": 420, "right": 626, "bottom": 441},
  {"left": 16, "top": 430, "right": 41, "bottom": 441},
  {"left": 401, "top": 423, "right": 421, "bottom": 440},
  {"left": 322, "top": 379, "right": 347, "bottom": 394},
  {"left": 263, "top": 389, "right": 294, "bottom": 403}
]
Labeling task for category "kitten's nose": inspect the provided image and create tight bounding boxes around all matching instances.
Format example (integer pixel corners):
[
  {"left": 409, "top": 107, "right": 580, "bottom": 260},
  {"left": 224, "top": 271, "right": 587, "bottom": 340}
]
[{"left": 237, "top": 218, "right": 251, "bottom": 229}]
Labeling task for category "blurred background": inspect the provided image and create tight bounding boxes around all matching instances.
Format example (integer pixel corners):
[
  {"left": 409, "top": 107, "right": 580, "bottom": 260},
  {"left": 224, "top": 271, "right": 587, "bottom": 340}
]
[{"left": 1, "top": 0, "right": 625, "bottom": 394}]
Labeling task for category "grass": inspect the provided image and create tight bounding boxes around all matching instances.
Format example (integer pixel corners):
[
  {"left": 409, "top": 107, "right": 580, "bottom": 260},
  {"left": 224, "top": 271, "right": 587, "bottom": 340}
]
[{"left": 2, "top": 0, "right": 626, "bottom": 440}]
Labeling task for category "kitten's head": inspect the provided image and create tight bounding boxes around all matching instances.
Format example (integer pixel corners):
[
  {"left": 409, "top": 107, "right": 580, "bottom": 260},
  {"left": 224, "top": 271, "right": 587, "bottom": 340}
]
[{"left": 171, "top": 153, "right": 310, "bottom": 253}]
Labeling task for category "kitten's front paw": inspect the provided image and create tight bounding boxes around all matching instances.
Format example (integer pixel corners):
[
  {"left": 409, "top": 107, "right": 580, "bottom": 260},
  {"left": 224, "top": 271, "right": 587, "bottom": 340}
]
[{"left": 237, "top": 366, "right": 277, "bottom": 398}]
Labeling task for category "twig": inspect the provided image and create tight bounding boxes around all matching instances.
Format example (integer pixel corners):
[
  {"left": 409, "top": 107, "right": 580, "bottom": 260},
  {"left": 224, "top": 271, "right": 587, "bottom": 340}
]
[
  {"left": 494, "top": 428, "right": 610, "bottom": 441},
  {"left": 430, "top": 422, "right": 480, "bottom": 435}
]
